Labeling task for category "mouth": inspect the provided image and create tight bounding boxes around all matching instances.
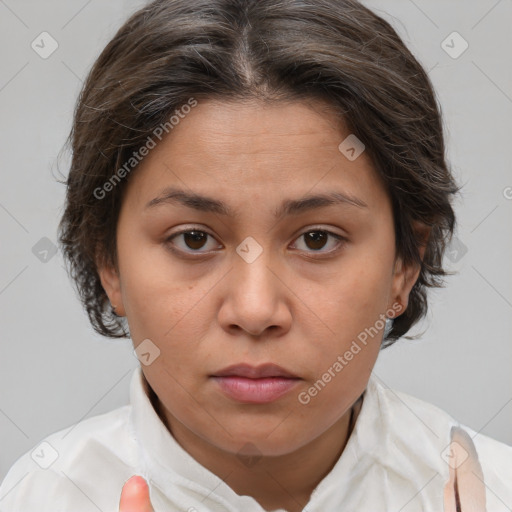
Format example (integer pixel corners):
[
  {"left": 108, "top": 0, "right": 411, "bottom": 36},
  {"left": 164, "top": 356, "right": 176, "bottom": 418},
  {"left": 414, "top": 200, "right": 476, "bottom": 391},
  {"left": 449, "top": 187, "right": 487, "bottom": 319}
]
[
  {"left": 211, "top": 362, "right": 299, "bottom": 379},
  {"left": 210, "top": 363, "right": 301, "bottom": 404}
]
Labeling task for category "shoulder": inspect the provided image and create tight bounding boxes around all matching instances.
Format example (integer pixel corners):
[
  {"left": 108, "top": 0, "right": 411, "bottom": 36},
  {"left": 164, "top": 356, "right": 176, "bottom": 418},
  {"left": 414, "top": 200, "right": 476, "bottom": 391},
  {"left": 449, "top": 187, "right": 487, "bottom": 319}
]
[
  {"left": 0, "top": 405, "right": 135, "bottom": 512},
  {"left": 367, "top": 375, "right": 512, "bottom": 510},
  {"left": 381, "top": 378, "right": 512, "bottom": 455},
  {"left": 459, "top": 422, "right": 512, "bottom": 508}
]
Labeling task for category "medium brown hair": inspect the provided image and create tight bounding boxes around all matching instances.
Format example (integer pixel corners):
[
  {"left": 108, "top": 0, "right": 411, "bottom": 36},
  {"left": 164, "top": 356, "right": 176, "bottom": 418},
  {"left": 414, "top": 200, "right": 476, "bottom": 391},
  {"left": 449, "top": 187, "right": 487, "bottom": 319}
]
[{"left": 58, "top": 0, "right": 461, "bottom": 347}]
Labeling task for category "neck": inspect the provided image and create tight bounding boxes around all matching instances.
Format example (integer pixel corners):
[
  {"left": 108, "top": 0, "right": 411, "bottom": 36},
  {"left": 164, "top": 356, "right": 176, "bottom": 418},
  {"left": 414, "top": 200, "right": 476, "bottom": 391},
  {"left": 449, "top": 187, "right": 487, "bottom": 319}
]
[{"left": 144, "top": 376, "right": 364, "bottom": 512}]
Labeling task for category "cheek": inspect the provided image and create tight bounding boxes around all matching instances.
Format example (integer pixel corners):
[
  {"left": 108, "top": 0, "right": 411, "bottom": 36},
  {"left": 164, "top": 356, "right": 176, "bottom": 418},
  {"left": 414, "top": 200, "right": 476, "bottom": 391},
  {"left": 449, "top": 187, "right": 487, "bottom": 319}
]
[
  {"left": 301, "top": 249, "right": 392, "bottom": 377},
  {"left": 323, "top": 254, "right": 392, "bottom": 324},
  {"left": 348, "top": 235, "right": 395, "bottom": 304},
  {"left": 116, "top": 241, "right": 197, "bottom": 339}
]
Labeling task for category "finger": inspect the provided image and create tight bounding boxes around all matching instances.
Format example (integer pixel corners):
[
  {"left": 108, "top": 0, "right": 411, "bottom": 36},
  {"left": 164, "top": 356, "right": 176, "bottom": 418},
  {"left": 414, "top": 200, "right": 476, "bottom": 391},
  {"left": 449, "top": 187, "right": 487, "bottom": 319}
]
[
  {"left": 443, "top": 458, "right": 459, "bottom": 512},
  {"left": 443, "top": 427, "right": 486, "bottom": 512},
  {"left": 119, "top": 475, "right": 154, "bottom": 512},
  {"left": 451, "top": 427, "right": 486, "bottom": 512}
]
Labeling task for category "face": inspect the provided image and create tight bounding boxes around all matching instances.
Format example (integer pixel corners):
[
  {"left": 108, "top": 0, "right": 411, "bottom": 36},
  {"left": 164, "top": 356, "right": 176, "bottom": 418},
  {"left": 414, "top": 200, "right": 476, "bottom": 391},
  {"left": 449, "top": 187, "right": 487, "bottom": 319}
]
[{"left": 99, "top": 98, "right": 424, "bottom": 457}]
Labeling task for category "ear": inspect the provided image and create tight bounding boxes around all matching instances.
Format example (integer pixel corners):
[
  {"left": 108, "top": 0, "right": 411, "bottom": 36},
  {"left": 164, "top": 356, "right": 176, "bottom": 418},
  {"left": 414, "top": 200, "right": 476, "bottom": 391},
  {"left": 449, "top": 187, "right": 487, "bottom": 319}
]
[
  {"left": 387, "top": 221, "right": 431, "bottom": 318},
  {"left": 98, "top": 263, "right": 126, "bottom": 317}
]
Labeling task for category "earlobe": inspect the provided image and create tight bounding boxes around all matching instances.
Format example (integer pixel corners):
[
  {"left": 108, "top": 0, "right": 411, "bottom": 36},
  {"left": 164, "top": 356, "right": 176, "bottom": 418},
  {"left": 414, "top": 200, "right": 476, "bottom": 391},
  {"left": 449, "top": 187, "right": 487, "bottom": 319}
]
[
  {"left": 98, "top": 264, "right": 126, "bottom": 317},
  {"left": 387, "top": 258, "right": 410, "bottom": 318},
  {"left": 387, "top": 221, "right": 431, "bottom": 318},
  {"left": 394, "top": 258, "right": 421, "bottom": 314}
]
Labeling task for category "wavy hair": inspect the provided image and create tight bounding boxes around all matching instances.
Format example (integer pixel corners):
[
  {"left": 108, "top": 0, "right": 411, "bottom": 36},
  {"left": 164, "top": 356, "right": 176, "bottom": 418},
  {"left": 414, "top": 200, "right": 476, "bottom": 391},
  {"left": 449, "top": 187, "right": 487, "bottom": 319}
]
[{"left": 58, "top": 0, "right": 461, "bottom": 347}]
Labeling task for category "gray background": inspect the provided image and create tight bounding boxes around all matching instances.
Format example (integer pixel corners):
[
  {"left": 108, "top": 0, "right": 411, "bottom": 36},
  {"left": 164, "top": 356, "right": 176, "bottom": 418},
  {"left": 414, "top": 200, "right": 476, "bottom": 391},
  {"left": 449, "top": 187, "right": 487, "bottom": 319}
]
[{"left": 0, "top": 0, "right": 511, "bottom": 483}]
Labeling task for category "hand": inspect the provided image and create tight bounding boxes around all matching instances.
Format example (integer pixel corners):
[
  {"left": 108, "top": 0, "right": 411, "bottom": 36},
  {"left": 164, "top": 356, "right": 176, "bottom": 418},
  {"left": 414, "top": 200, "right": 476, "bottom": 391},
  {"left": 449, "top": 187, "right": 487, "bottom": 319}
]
[{"left": 119, "top": 475, "right": 154, "bottom": 512}]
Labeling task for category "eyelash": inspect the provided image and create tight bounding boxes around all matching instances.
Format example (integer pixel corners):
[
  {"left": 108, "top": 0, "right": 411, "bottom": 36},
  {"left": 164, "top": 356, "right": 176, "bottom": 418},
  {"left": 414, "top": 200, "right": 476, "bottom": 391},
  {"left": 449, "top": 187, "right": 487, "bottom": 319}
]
[{"left": 164, "top": 226, "right": 347, "bottom": 258}]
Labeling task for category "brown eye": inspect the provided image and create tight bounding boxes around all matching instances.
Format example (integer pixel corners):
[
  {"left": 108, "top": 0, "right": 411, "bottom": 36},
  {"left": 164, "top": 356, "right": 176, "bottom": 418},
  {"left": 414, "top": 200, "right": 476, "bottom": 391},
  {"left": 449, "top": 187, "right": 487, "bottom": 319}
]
[
  {"left": 292, "top": 229, "right": 346, "bottom": 255},
  {"left": 165, "top": 229, "right": 219, "bottom": 254},
  {"left": 182, "top": 230, "right": 208, "bottom": 250},
  {"left": 304, "top": 231, "right": 328, "bottom": 250}
]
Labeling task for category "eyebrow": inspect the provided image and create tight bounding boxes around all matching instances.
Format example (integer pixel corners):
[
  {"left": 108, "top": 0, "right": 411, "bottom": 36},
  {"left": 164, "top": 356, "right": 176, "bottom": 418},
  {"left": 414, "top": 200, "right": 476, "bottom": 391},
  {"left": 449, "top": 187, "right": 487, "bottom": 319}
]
[{"left": 145, "top": 186, "right": 368, "bottom": 218}]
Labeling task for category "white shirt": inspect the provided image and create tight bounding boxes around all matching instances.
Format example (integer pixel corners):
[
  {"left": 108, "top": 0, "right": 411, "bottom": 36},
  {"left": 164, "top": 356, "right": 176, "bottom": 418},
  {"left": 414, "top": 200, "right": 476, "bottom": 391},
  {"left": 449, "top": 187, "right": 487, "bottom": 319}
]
[{"left": 1, "top": 367, "right": 511, "bottom": 511}]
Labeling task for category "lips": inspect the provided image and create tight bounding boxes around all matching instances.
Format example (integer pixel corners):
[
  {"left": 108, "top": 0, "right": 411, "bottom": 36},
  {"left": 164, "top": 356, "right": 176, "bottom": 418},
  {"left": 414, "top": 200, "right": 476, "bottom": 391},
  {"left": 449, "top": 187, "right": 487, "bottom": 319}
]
[
  {"left": 210, "top": 363, "right": 301, "bottom": 403},
  {"left": 211, "top": 363, "right": 299, "bottom": 379}
]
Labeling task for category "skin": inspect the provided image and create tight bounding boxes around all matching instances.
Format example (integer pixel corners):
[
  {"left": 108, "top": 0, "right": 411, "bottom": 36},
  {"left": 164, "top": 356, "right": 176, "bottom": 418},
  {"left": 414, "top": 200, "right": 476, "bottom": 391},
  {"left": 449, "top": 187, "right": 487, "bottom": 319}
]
[
  {"left": 105, "top": 98, "right": 430, "bottom": 512},
  {"left": 119, "top": 476, "right": 153, "bottom": 512}
]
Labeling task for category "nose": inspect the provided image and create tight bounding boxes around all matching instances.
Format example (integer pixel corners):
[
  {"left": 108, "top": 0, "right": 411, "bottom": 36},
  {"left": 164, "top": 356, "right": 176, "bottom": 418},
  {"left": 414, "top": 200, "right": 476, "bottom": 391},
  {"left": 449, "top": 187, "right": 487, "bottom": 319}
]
[{"left": 217, "top": 247, "right": 292, "bottom": 338}]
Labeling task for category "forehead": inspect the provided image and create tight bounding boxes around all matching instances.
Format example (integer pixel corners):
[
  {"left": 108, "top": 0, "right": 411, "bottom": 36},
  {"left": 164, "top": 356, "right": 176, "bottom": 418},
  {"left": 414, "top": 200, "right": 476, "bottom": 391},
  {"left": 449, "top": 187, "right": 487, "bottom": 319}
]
[
  {"left": 164, "top": 98, "right": 348, "bottom": 154},
  {"left": 123, "top": 98, "right": 389, "bottom": 215}
]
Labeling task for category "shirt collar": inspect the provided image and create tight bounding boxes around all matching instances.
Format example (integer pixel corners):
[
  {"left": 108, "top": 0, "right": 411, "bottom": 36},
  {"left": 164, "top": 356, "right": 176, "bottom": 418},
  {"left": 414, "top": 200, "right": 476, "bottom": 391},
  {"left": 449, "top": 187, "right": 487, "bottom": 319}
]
[
  {"left": 128, "top": 365, "right": 378, "bottom": 509},
  {"left": 129, "top": 366, "right": 268, "bottom": 509}
]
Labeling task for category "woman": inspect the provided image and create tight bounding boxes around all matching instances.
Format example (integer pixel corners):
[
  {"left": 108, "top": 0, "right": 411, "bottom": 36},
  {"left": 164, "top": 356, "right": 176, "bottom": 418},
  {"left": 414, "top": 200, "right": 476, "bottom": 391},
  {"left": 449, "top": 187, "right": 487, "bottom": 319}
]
[{"left": 1, "top": 0, "right": 510, "bottom": 510}]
